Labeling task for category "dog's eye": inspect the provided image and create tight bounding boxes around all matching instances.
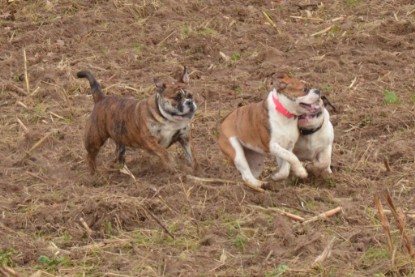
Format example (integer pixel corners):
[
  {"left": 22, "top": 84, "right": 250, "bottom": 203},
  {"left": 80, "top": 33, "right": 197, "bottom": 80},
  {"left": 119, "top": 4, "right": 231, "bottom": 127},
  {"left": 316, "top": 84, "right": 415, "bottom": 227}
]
[
  {"left": 303, "top": 88, "right": 309, "bottom": 94},
  {"left": 187, "top": 94, "right": 193, "bottom": 99},
  {"left": 175, "top": 94, "right": 182, "bottom": 101}
]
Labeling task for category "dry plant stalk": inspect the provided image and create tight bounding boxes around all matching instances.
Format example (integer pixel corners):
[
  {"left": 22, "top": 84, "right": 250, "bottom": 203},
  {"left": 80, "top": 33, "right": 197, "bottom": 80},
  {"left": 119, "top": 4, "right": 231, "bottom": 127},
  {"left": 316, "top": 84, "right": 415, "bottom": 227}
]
[
  {"left": 0, "top": 265, "right": 20, "bottom": 277},
  {"left": 313, "top": 236, "right": 336, "bottom": 266},
  {"left": 16, "top": 118, "right": 29, "bottom": 134},
  {"left": 262, "top": 11, "right": 281, "bottom": 34},
  {"left": 144, "top": 207, "right": 174, "bottom": 239},
  {"left": 79, "top": 217, "right": 94, "bottom": 236},
  {"left": 311, "top": 25, "right": 333, "bottom": 37},
  {"left": 23, "top": 48, "right": 30, "bottom": 95},
  {"left": 186, "top": 175, "right": 265, "bottom": 192},
  {"left": 374, "top": 194, "right": 393, "bottom": 251},
  {"left": 249, "top": 204, "right": 305, "bottom": 222},
  {"left": 383, "top": 191, "right": 415, "bottom": 258},
  {"left": 302, "top": 206, "right": 343, "bottom": 224},
  {"left": 28, "top": 132, "right": 52, "bottom": 153}
]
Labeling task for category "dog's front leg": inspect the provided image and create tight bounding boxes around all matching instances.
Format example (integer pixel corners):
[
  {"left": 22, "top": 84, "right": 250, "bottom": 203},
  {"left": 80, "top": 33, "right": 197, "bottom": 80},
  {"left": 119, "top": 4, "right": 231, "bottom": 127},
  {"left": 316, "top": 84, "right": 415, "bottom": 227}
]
[
  {"left": 178, "top": 135, "right": 198, "bottom": 170},
  {"left": 272, "top": 156, "right": 290, "bottom": 181},
  {"left": 270, "top": 143, "right": 307, "bottom": 179},
  {"left": 307, "top": 145, "right": 332, "bottom": 176},
  {"left": 142, "top": 138, "right": 174, "bottom": 172}
]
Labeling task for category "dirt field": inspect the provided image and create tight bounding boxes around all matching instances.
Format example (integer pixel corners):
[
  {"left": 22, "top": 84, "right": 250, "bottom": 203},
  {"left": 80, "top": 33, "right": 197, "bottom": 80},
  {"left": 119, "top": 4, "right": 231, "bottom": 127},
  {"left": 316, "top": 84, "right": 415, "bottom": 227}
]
[{"left": 1, "top": 0, "right": 415, "bottom": 276}]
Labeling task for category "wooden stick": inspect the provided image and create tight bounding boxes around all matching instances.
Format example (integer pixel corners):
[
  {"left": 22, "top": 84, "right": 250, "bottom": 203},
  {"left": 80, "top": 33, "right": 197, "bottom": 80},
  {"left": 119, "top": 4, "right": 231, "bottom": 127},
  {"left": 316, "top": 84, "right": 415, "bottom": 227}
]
[
  {"left": 374, "top": 194, "right": 393, "bottom": 251},
  {"left": 23, "top": 48, "right": 30, "bottom": 95},
  {"left": 249, "top": 205, "right": 305, "bottom": 222},
  {"left": 383, "top": 191, "right": 415, "bottom": 257},
  {"left": 302, "top": 206, "right": 343, "bottom": 224},
  {"left": 79, "top": 217, "right": 94, "bottom": 236}
]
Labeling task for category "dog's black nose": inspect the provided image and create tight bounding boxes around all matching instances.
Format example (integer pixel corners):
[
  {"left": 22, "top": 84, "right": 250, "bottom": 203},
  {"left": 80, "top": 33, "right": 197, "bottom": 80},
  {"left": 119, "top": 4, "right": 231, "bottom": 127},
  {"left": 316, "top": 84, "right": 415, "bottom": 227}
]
[{"left": 186, "top": 101, "right": 193, "bottom": 107}]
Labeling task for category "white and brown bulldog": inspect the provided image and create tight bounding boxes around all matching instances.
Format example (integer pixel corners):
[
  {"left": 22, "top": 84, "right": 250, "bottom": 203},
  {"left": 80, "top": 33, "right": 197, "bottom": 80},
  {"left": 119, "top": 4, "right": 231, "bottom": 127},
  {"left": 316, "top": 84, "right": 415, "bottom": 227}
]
[
  {"left": 294, "top": 96, "right": 335, "bottom": 176},
  {"left": 218, "top": 74, "right": 321, "bottom": 191}
]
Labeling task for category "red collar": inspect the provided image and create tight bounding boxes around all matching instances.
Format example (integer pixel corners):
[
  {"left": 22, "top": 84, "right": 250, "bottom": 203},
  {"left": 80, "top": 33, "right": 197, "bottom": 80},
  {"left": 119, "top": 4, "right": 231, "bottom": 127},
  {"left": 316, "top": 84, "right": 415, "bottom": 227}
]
[{"left": 272, "top": 94, "right": 296, "bottom": 119}]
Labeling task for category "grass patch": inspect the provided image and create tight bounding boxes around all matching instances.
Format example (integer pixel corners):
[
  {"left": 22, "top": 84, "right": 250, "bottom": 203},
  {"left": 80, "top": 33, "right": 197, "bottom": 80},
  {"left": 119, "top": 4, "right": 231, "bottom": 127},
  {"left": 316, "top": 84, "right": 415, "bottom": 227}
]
[
  {"left": 230, "top": 52, "right": 241, "bottom": 62},
  {"left": 384, "top": 90, "right": 399, "bottom": 105},
  {"left": 0, "top": 248, "right": 16, "bottom": 266},
  {"left": 360, "top": 246, "right": 390, "bottom": 267},
  {"left": 37, "top": 255, "right": 71, "bottom": 272},
  {"left": 265, "top": 263, "right": 289, "bottom": 277}
]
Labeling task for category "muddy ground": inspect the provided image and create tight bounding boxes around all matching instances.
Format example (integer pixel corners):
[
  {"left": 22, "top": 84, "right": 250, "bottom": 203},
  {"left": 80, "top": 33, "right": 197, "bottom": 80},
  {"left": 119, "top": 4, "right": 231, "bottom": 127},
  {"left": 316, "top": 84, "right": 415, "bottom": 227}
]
[{"left": 1, "top": 0, "right": 415, "bottom": 276}]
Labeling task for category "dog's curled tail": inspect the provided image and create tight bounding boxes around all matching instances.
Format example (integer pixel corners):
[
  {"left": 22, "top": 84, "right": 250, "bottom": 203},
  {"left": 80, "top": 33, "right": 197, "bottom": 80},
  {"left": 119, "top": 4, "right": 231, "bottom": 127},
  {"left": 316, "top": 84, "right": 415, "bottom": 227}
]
[{"left": 77, "top": 70, "right": 105, "bottom": 103}]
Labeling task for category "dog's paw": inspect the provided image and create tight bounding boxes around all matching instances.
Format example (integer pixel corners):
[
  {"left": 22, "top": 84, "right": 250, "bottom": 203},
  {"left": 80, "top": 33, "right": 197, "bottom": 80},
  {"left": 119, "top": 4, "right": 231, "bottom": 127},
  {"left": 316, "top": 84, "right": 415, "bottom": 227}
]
[
  {"left": 293, "top": 166, "right": 308, "bottom": 179},
  {"left": 271, "top": 171, "right": 289, "bottom": 181},
  {"left": 244, "top": 180, "right": 266, "bottom": 192}
]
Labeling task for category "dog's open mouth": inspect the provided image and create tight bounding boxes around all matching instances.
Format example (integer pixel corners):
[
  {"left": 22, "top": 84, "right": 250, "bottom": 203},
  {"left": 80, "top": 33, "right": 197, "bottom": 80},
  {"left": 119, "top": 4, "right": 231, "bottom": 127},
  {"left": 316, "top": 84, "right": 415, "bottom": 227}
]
[
  {"left": 298, "top": 111, "right": 321, "bottom": 120},
  {"left": 299, "top": 102, "right": 321, "bottom": 113}
]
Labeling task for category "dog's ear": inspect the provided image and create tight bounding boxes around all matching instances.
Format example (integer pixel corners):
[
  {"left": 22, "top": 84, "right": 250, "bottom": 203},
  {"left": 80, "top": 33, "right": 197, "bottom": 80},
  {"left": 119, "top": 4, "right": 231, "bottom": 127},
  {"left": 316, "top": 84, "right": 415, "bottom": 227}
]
[
  {"left": 179, "top": 66, "right": 190, "bottom": 84},
  {"left": 321, "top": 95, "right": 337, "bottom": 112},
  {"left": 267, "top": 72, "right": 288, "bottom": 91},
  {"left": 154, "top": 78, "right": 166, "bottom": 93}
]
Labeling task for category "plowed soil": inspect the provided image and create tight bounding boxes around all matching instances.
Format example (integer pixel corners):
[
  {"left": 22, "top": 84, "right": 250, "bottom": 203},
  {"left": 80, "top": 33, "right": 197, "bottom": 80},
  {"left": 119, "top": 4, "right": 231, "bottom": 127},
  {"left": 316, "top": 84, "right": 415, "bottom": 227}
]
[{"left": 1, "top": 0, "right": 415, "bottom": 276}]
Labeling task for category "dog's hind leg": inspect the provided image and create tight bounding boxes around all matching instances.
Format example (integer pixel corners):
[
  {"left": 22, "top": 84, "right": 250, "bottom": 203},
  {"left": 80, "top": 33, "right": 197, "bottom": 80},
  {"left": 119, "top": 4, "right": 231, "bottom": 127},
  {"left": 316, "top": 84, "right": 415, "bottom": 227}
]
[
  {"left": 224, "top": 137, "right": 265, "bottom": 188},
  {"left": 115, "top": 143, "right": 126, "bottom": 166},
  {"left": 84, "top": 123, "right": 107, "bottom": 174}
]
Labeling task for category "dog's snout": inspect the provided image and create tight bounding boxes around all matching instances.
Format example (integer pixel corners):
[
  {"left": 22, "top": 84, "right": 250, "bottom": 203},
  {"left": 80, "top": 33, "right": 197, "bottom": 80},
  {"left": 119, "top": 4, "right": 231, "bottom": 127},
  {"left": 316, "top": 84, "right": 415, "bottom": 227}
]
[
  {"left": 186, "top": 100, "right": 193, "bottom": 107},
  {"left": 314, "top": 89, "right": 321, "bottom": 96}
]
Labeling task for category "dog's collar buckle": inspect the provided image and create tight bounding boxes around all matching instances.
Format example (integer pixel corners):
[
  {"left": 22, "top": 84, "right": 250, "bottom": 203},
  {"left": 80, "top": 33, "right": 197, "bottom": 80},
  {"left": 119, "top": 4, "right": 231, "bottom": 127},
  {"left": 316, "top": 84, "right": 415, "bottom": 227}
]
[{"left": 272, "top": 95, "right": 296, "bottom": 119}]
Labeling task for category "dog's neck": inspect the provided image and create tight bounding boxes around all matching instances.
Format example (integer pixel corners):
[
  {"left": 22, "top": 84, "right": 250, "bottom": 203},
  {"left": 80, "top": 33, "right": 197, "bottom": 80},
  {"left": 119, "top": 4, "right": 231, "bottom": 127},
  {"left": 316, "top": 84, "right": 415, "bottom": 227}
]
[
  {"left": 271, "top": 91, "right": 296, "bottom": 119},
  {"left": 299, "top": 121, "right": 324, "bottom": 136}
]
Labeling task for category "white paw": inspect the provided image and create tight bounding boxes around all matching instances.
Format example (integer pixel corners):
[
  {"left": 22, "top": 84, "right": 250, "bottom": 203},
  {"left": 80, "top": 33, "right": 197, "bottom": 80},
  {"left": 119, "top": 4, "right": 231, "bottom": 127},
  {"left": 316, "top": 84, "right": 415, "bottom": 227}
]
[
  {"left": 294, "top": 166, "right": 308, "bottom": 179},
  {"left": 244, "top": 179, "right": 266, "bottom": 192},
  {"left": 271, "top": 172, "right": 289, "bottom": 181}
]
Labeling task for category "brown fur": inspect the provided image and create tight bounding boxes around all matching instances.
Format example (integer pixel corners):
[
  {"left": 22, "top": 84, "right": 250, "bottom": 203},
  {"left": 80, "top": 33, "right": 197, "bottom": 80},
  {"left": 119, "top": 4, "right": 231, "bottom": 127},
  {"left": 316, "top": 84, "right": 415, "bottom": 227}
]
[
  {"left": 218, "top": 74, "right": 306, "bottom": 161},
  {"left": 78, "top": 68, "right": 197, "bottom": 174}
]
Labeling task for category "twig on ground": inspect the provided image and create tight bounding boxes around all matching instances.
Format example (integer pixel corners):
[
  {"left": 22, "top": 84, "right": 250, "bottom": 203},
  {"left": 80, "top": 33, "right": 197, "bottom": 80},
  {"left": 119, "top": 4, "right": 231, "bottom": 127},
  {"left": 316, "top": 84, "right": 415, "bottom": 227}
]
[
  {"left": 186, "top": 175, "right": 237, "bottom": 184},
  {"left": 79, "top": 217, "right": 94, "bottom": 236},
  {"left": 311, "top": 25, "right": 333, "bottom": 37},
  {"left": 0, "top": 265, "right": 20, "bottom": 277},
  {"left": 383, "top": 158, "right": 391, "bottom": 172},
  {"left": 144, "top": 207, "right": 174, "bottom": 239},
  {"left": 28, "top": 132, "right": 52, "bottom": 154},
  {"left": 263, "top": 11, "right": 281, "bottom": 34},
  {"left": 374, "top": 194, "right": 393, "bottom": 251},
  {"left": 290, "top": 16, "right": 324, "bottom": 22},
  {"left": 249, "top": 204, "right": 305, "bottom": 222},
  {"left": 16, "top": 118, "right": 29, "bottom": 134},
  {"left": 23, "top": 48, "right": 30, "bottom": 95},
  {"left": 186, "top": 175, "right": 265, "bottom": 192},
  {"left": 120, "top": 164, "right": 137, "bottom": 181},
  {"left": 313, "top": 236, "right": 336, "bottom": 266},
  {"left": 302, "top": 206, "right": 343, "bottom": 224}
]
